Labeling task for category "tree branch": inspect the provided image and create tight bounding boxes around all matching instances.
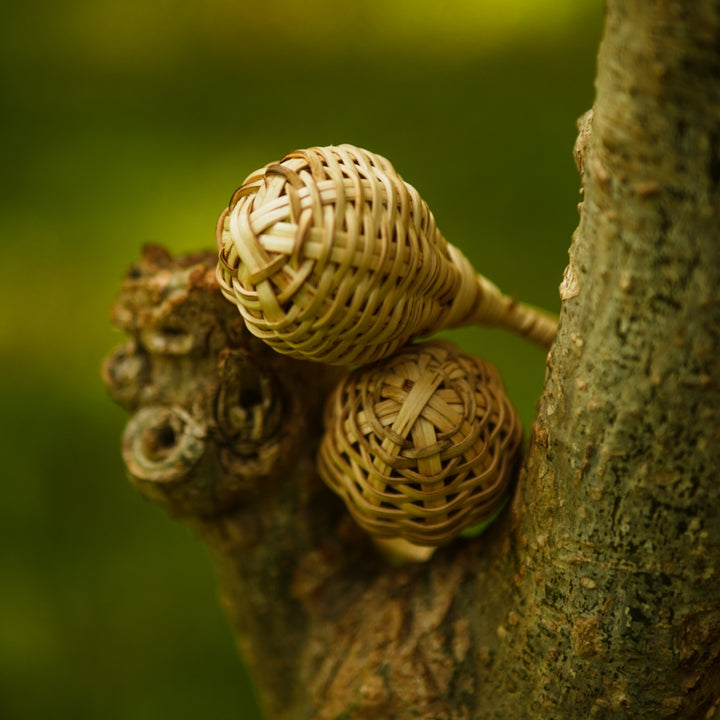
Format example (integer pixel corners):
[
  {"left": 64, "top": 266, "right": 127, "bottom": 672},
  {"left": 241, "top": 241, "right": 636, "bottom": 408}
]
[
  {"left": 102, "top": 2, "right": 720, "bottom": 718},
  {"left": 488, "top": 1, "right": 720, "bottom": 716}
]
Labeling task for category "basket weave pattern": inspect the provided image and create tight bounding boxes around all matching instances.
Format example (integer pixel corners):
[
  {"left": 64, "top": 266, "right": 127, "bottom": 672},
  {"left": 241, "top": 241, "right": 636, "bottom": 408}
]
[
  {"left": 318, "top": 341, "right": 523, "bottom": 546},
  {"left": 216, "top": 144, "right": 555, "bottom": 366}
]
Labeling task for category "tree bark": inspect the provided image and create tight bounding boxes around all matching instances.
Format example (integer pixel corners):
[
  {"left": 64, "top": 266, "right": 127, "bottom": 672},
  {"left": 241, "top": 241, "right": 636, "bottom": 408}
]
[
  {"left": 480, "top": 1, "right": 720, "bottom": 715},
  {"left": 102, "top": 2, "right": 720, "bottom": 718}
]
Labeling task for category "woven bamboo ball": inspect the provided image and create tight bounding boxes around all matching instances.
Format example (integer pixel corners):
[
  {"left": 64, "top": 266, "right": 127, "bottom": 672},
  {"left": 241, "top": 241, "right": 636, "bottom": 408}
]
[
  {"left": 216, "top": 144, "right": 556, "bottom": 366},
  {"left": 317, "top": 341, "right": 523, "bottom": 547}
]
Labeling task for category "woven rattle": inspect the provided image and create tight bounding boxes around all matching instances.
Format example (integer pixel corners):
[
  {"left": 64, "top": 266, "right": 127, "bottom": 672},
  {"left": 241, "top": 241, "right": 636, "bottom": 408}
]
[
  {"left": 317, "top": 340, "right": 523, "bottom": 561},
  {"left": 216, "top": 144, "right": 557, "bottom": 366}
]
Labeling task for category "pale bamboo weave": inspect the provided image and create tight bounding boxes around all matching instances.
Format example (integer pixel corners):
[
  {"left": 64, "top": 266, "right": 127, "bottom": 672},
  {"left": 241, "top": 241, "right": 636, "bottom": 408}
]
[
  {"left": 318, "top": 341, "right": 523, "bottom": 546},
  {"left": 216, "top": 144, "right": 557, "bottom": 366}
]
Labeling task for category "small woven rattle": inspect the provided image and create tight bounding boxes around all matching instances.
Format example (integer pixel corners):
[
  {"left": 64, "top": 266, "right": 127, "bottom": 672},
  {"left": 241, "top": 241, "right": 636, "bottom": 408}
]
[
  {"left": 317, "top": 340, "right": 523, "bottom": 562},
  {"left": 216, "top": 144, "right": 557, "bottom": 366}
]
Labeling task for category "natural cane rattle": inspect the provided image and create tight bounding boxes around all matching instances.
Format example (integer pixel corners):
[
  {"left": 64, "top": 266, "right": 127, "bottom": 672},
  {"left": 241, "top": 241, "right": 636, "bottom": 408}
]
[
  {"left": 317, "top": 340, "right": 523, "bottom": 562},
  {"left": 216, "top": 144, "right": 557, "bottom": 366}
]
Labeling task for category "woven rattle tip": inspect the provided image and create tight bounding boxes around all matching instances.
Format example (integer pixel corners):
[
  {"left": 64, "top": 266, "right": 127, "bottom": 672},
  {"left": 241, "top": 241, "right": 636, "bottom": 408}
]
[
  {"left": 318, "top": 340, "right": 523, "bottom": 560},
  {"left": 214, "top": 145, "right": 476, "bottom": 365}
]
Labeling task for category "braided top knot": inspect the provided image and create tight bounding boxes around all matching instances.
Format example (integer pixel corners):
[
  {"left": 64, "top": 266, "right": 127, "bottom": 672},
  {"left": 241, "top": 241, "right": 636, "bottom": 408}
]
[
  {"left": 318, "top": 341, "right": 523, "bottom": 547},
  {"left": 216, "top": 145, "right": 483, "bottom": 365}
]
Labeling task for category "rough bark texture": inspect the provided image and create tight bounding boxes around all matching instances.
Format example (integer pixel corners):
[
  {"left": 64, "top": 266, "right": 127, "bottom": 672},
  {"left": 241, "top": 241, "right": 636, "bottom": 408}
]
[
  {"left": 102, "top": 2, "right": 720, "bottom": 718},
  {"left": 482, "top": 1, "right": 720, "bottom": 716}
]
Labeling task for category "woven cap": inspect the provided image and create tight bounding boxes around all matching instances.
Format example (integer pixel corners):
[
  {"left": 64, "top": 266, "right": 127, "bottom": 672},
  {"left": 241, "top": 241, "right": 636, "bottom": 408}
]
[
  {"left": 317, "top": 341, "right": 523, "bottom": 546},
  {"left": 216, "top": 145, "right": 478, "bottom": 365}
]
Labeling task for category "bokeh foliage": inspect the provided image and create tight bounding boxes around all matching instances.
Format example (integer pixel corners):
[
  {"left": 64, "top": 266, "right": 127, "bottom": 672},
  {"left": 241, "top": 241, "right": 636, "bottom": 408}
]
[{"left": 0, "top": 2, "right": 601, "bottom": 717}]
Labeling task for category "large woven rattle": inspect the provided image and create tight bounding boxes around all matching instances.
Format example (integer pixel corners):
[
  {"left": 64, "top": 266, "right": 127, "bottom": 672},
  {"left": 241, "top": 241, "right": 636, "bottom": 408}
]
[
  {"left": 318, "top": 340, "right": 523, "bottom": 562},
  {"left": 217, "top": 144, "right": 557, "bottom": 365}
]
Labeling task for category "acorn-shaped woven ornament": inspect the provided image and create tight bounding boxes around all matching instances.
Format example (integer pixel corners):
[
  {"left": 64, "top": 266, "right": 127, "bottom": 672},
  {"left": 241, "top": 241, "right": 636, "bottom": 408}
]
[
  {"left": 318, "top": 340, "right": 523, "bottom": 562},
  {"left": 217, "top": 144, "right": 557, "bottom": 366}
]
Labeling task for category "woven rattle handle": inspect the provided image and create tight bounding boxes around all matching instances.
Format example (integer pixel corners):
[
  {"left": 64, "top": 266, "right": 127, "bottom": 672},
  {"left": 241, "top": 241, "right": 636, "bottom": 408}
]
[{"left": 445, "top": 245, "right": 558, "bottom": 348}]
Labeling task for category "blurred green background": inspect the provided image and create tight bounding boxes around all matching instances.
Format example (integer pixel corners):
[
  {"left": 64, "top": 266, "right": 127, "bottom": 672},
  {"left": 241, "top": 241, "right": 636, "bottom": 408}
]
[{"left": 0, "top": 1, "right": 602, "bottom": 717}]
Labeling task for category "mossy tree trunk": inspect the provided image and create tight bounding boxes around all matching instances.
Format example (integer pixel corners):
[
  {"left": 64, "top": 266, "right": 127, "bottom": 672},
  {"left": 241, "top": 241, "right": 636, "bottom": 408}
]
[{"left": 102, "top": 1, "right": 720, "bottom": 718}]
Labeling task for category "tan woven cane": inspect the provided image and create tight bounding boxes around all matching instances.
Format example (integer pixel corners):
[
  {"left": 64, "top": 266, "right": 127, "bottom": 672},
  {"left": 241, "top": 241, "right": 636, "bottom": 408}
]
[
  {"left": 216, "top": 144, "right": 557, "bottom": 366},
  {"left": 317, "top": 341, "right": 523, "bottom": 555}
]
